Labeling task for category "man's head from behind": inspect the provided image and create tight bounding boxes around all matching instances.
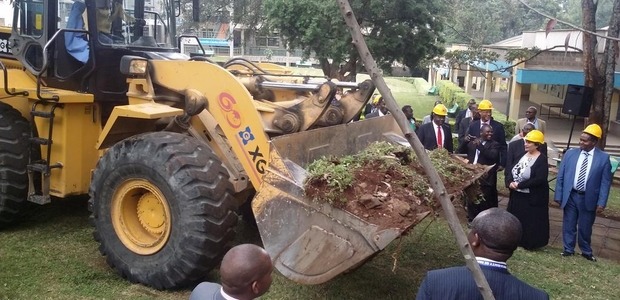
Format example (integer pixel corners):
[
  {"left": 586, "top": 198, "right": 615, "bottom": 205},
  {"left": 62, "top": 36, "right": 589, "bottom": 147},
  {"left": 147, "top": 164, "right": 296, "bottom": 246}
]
[
  {"left": 468, "top": 208, "right": 522, "bottom": 262},
  {"left": 220, "top": 244, "right": 273, "bottom": 300}
]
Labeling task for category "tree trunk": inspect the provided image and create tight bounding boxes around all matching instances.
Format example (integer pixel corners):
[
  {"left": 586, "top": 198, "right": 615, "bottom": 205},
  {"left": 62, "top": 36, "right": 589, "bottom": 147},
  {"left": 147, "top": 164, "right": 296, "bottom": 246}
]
[
  {"left": 582, "top": 0, "right": 608, "bottom": 148},
  {"left": 598, "top": 0, "right": 620, "bottom": 148},
  {"left": 336, "top": 0, "right": 495, "bottom": 299}
]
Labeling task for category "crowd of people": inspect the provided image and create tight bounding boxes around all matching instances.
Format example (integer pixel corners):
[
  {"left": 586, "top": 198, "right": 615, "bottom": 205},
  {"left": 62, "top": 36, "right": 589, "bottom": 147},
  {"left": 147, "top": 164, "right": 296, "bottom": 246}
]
[{"left": 188, "top": 96, "right": 612, "bottom": 299}]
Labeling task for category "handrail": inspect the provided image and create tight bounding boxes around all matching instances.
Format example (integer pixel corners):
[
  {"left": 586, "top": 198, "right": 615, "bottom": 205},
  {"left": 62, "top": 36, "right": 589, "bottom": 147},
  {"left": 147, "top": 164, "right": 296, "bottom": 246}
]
[
  {"left": 177, "top": 34, "right": 206, "bottom": 55},
  {"left": 0, "top": 60, "right": 28, "bottom": 96},
  {"left": 36, "top": 28, "right": 90, "bottom": 101}
]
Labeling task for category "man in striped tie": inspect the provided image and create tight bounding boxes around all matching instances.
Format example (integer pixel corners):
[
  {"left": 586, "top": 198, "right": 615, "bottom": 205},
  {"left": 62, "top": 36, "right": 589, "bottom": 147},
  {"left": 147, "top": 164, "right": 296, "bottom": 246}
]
[{"left": 554, "top": 124, "right": 612, "bottom": 262}]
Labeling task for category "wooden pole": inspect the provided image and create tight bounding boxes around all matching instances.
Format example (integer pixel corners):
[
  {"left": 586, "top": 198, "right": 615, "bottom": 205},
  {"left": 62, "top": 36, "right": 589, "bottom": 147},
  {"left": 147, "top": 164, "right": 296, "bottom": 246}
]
[{"left": 335, "top": 1, "right": 495, "bottom": 299}]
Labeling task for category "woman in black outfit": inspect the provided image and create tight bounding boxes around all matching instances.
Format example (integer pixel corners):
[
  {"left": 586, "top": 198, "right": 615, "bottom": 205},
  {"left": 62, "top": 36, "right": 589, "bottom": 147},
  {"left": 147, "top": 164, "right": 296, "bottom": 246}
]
[{"left": 506, "top": 130, "right": 549, "bottom": 250}]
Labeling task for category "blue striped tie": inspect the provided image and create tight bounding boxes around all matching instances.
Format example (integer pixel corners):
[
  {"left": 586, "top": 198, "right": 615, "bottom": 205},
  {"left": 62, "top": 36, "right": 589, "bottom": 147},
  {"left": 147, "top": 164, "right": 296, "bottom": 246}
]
[{"left": 575, "top": 152, "right": 589, "bottom": 191}]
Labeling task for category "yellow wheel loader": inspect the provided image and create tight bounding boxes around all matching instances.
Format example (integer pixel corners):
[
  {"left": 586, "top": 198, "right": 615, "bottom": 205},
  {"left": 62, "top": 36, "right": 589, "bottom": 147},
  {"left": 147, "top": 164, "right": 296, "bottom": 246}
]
[{"left": 0, "top": 0, "right": 415, "bottom": 290}]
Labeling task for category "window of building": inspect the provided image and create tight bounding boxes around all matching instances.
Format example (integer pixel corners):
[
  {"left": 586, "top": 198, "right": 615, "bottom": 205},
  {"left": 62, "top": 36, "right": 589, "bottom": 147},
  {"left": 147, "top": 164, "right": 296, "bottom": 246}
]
[
  {"left": 256, "top": 36, "right": 280, "bottom": 47},
  {"left": 200, "top": 29, "right": 215, "bottom": 38}
]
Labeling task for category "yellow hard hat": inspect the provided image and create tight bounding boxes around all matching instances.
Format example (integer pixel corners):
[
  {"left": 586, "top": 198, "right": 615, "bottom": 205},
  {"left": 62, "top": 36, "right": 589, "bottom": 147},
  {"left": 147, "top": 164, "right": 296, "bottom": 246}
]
[
  {"left": 432, "top": 104, "right": 448, "bottom": 116},
  {"left": 372, "top": 95, "right": 383, "bottom": 105},
  {"left": 524, "top": 130, "right": 544, "bottom": 144},
  {"left": 478, "top": 99, "right": 493, "bottom": 110},
  {"left": 583, "top": 124, "right": 602, "bottom": 139}
]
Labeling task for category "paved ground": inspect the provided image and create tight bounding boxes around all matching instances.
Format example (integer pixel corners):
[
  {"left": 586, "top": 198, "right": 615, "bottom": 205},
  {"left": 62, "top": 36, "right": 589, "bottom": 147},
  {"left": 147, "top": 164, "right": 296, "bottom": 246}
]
[{"left": 498, "top": 197, "right": 620, "bottom": 263}]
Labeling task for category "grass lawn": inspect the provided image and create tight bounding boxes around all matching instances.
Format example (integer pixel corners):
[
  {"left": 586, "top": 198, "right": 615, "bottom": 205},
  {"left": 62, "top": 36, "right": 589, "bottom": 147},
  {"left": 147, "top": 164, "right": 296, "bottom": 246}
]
[
  {"left": 2, "top": 198, "right": 620, "bottom": 299},
  {"left": 2, "top": 73, "right": 620, "bottom": 299}
]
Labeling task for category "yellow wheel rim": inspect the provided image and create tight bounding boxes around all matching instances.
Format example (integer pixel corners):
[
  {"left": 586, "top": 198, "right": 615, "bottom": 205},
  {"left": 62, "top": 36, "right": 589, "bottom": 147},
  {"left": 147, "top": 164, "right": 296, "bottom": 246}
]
[{"left": 111, "top": 179, "right": 172, "bottom": 255}]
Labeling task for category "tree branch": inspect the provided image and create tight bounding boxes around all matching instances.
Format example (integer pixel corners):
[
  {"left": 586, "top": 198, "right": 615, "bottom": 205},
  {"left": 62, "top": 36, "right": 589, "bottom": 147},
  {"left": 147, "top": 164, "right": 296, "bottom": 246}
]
[
  {"left": 443, "top": 45, "right": 584, "bottom": 74},
  {"left": 336, "top": 0, "right": 495, "bottom": 299},
  {"left": 517, "top": 0, "right": 620, "bottom": 42}
]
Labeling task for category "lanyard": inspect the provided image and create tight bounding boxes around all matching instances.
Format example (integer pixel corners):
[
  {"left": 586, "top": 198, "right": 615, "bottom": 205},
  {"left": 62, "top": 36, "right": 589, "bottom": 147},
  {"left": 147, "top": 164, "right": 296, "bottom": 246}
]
[{"left": 476, "top": 259, "right": 508, "bottom": 271}]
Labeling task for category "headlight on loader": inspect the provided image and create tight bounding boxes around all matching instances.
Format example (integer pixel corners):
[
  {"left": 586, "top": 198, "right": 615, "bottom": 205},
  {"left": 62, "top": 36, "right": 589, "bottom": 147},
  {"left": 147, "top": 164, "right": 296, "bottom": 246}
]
[{"left": 120, "top": 56, "right": 148, "bottom": 76}]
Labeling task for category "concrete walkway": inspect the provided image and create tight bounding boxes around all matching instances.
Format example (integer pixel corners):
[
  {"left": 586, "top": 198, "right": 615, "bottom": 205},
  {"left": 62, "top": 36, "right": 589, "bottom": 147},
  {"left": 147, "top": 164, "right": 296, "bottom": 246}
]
[{"left": 499, "top": 197, "right": 620, "bottom": 263}]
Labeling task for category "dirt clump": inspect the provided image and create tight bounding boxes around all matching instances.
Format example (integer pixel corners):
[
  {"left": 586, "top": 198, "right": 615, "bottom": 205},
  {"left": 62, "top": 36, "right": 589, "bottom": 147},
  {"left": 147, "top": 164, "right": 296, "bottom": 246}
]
[{"left": 304, "top": 142, "right": 488, "bottom": 230}]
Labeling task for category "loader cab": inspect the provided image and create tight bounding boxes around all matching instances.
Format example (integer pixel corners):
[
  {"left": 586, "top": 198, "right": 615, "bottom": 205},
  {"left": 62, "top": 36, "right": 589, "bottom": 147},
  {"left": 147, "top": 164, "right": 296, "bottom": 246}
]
[{"left": 9, "top": 0, "right": 179, "bottom": 102}]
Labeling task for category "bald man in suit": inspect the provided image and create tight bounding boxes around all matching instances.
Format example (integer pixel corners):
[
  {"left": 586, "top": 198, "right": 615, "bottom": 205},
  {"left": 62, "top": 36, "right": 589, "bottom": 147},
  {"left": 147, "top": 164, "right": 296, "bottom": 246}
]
[{"left": 416, "top": 208, "right": 549, "bottom": 299}]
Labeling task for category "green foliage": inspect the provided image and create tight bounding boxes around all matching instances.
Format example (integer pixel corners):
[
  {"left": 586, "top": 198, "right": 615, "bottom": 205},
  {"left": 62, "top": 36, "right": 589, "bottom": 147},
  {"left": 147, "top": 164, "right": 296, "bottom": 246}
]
[
  {"left": 305, "top": 142, "right": 415, "bottom": 203},
  {"left": 263, "top": 0, "right": 446, "bottom": 76},
  {"left": 305, "top": 143, "right": 482, "bottom": 205},
  {"left": 505, "top": 47, "right": 541, "bottom": 63},
  {"left": 502, "top": 119, "right": 517, "bottom": 141},
  {"left": 441, "top": 0, "right": 563, "bottom": 45},
  {"left": 435, "top": 80, "right": 473, "bottom": 109}
]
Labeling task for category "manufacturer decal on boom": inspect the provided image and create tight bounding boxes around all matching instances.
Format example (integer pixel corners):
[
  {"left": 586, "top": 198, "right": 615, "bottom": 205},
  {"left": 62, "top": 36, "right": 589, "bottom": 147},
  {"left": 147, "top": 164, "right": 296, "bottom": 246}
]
[{"left": 217, "top": 92, "right": 266, "bottom": 176}]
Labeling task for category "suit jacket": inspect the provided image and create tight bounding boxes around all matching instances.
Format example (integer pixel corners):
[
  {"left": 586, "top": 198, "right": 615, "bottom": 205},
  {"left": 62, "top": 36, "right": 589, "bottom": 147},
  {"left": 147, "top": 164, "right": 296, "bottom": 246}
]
[
  {"left": 554, "top": 147, "right": 612, "bottom": 211},
  {"left": 416, "top": 265, "right": 549, "bottom": 300},
  {"left": 454, "top": 109, "right": 468, "bottom": 132},
  {"left": 505, "top": 154, "right": 549, "bottom": 206},
  {"left": 467, "top": 118, "right": 507, "bottom": 167},
  {"left": 417, "top": 122, "right": 454, "bottom": 153},
  {"left": 189, "top": 282, "right": 226, "bottom": 300},
  {"left": 505, "top": 139, "right": 548, "bottom": 172},
  {"left": 457, "top": 117, "right": 476, "bottom": 154},
  {"left": 516, "top": 117, "right": 547, "bottom": 134},
  {"left": 467, "top": 139, "right": 500, "bottom": 186}
]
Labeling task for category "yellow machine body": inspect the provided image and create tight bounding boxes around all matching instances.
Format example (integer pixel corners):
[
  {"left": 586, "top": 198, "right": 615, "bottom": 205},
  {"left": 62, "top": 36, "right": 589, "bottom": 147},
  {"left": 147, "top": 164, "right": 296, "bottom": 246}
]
[{"left": 0, "top": 0, "right": 431, "bottom": 285}]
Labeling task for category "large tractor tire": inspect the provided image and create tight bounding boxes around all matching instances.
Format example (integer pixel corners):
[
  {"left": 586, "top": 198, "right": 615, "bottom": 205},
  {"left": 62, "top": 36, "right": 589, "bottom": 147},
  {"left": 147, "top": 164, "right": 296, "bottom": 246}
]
[
  {"left": 0, "top": 103, "right": 31, "bottom": 228},
  {"left": 89, "top": 132, "right": 238, "bottom": 289}
]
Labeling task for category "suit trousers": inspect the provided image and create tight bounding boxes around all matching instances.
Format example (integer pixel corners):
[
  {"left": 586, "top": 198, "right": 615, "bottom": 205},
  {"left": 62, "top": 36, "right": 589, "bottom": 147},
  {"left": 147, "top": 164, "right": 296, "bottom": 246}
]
[{"left": 562, "top": 191, "right": 597, "bottom": 255}]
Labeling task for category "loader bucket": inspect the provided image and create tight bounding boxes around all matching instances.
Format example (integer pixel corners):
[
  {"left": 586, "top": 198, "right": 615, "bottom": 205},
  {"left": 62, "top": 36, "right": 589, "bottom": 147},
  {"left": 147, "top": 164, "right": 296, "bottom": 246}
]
[{"left": 252, "top": 115, "right": 425, "bottom": 285}]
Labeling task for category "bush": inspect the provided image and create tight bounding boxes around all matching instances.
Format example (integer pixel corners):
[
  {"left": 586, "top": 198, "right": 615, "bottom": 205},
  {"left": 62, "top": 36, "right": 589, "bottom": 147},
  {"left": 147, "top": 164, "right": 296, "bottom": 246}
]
[
  {"left": 501, "top": 119, "right": 516, "bottom": 141},
  {"left": 436, "top": 80, "right": 474, "bottom": 110}
]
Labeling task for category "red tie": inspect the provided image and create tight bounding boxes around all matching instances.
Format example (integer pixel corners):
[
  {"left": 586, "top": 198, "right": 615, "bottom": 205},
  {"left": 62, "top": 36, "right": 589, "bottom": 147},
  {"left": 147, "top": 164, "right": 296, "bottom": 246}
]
[{"left": 437, "top": 125, "right": 443, "bottom": 148}]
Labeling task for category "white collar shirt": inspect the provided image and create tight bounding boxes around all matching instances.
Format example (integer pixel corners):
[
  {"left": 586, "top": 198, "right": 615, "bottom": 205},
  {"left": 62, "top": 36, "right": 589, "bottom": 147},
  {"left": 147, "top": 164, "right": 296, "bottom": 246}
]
[{"left": 573, "top": 148, "right": 595, "bottom": 190}]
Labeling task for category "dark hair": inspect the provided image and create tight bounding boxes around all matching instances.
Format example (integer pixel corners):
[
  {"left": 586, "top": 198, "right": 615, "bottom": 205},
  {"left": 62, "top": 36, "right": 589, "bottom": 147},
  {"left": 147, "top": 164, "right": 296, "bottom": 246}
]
[
  {"left": 471, "top": 208, "right": 522, "bottom": 256},
  {"left": 584, "top": 133, "right": 599, "bottom": 143},
  {"left": 402, "top": 105, "right": 412, "bottom": 112},
  {"left": 522, "top": 123, "right": 535, "bottom": 131}
]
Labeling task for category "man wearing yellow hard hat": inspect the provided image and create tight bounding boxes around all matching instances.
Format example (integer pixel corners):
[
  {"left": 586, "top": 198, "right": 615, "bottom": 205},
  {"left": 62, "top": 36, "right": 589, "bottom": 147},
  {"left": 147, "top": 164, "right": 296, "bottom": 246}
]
[
  {"left": 465, "top": 99, "right": 507, "bottom": 167},
  {"left": 364, "top": 95, "right": 389, "bottom": 119},
  {"left": 416, "top": 103, "right": 453, "bottom": 153},
  {"left": 554, "top": 124, "right": 611, "bottom": 262}
]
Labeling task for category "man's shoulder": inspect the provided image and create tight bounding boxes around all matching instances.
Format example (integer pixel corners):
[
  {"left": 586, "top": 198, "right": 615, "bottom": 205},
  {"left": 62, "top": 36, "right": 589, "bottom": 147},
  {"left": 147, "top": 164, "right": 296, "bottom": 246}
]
[
  {"left": 189, "top": 282, "right": 224, "bottom": 300},
  {"left": 490, "top": 119, "right": 505, "bottom": 129},
  {"left": 508, "top": 138, "right": 524, "bottom": 146},
  {"left": 426, "top": 266, "right": 469, "bottom": 279},
  {"left": 594, "top": 147, "right": 611, "bottom": 158},
  {"left": 505, "top": 275, "right": 550, "bottom": 299},
  {"left": 419, "top": 122, "right": 434, "bottom": 130}
]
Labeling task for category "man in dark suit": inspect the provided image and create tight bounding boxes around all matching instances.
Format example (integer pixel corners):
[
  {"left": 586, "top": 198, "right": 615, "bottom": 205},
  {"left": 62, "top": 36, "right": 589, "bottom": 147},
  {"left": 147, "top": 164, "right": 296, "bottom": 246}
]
[
  {"left": 457, "top": 103, "right": 479, "bottom": 154},
  {"left": 416, "top": 104, "right": 453, "bottom": 153},
  {"left": 466, "top": 99, "right": 507, "bottom": 167},
  {"left": 190, "top": 244, "right": 274, "bottom": 300},
  {"left": 455, "top": 98, "right": 476, "bottom": 132},
  {"left": 554, "top": 124, "right": 612, "bottom": 262},
  {"left": 466, "top": 124, "right": 500, "bottom": 221},
  {"left": 416, "top": 208, "right": 549, "bottom": 299}
]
